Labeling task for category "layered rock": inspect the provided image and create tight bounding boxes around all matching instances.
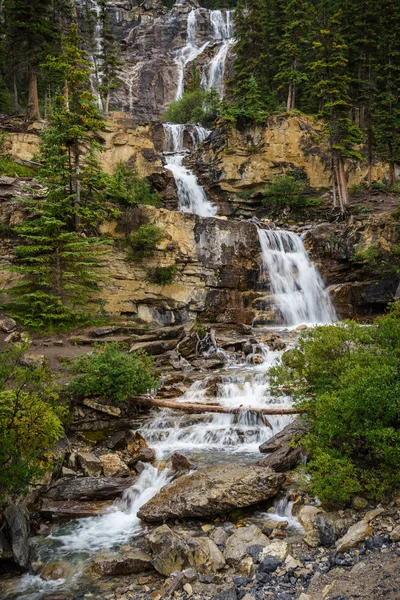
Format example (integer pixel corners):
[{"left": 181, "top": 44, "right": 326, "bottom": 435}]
[{"left": 138, "top": 463, "right": 285, "bottom": 522}]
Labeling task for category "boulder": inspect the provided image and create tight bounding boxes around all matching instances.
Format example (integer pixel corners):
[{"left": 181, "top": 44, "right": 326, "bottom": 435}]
[
  {"left": 128, "top": 447, "right": 156, "bottom": 467},
  {"left": 106, "top": 431, "right": 128, "bottom": 450},
  {"left": 224, "top": 525, "right": 269, "bottom": 566},
  {"left": 76, "top": 451, "right": 103, "bottom": 476},
  {"left": 335, "top": 520, "right": 372, "bottom": 553},
  {"left": 44, "top": 476, "right": 135, "bottom": 501},
  {"left": 0, "top": 317, "right": 17, "bottom": 333},
  {"left": 257, "top": 419, "right": 308, "bottom": 472},
  {"left": 298, "top": 505, "right": 324, "bottom": 548},
  {"left": 4, "top": 504, "right": 30, "bottom": 571},
  {"left": 148, "top": 525, "right": 225, "bottom": 577},
  {"left": 390, "top": 526, "right": 400, "bottom": 542},
  {"left": 40, "top": 561, "right": 72, "bottom": 581},
  {"left": 99, "top": 454, "right": 129, "bottom": 477},
  {"left": 259, "top": 541, "right": 289, "bottom": 562},
  {"left": 138, "top": 464, "right": 284, "bottom": 522},
  {"left": 210, "top": 527, "right": 229, "bottom": 547},
  {"left": 171, "top": 452, "right": 195, "bottom": 473},
  {"left": 39, "top": 500, "right": 114, "bottom": 521},
  {"left": 127, "top": 430, "right": 148, "bottom": 456},
  {"left": 92, "top": 550, "right": 153, "bottom": 576}
]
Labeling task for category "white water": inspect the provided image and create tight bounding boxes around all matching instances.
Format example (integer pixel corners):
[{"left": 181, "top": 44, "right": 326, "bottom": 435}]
[
  {"left": 86, "top": 0, "right": 103, "bottom": 110},
  {"left": 163, "top": 123, "right": 217, "bottom": 217},
  {"left": 202, "top": 10, "right": 235, "bottom": 97},
  {"left": 258, "top": 229, "right": 336, "bottom": 326},
  {"left": 174, "top": 9, "right": 209, "bottom": 100}
]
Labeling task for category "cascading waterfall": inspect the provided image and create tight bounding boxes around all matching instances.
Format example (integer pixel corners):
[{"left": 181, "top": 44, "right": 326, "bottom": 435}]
[
  {"left": 86, "top": 0, "right": 103, "bottom": 110},
  {"left": 163, "top": 123, "right": 217, "bottom": 217},
  {"left": 174, "top": 9, "right": 209, "bottom": 100},
  {"left": 258, "top": 229, "right": 336, "bottom": 326},
  {"left": 201, "top": 10, "right": 235, "bottom": 97}
]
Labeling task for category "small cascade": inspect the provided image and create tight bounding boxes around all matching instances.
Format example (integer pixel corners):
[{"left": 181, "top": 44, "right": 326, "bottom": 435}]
[
  {"left": 174, "top": 9, "right": 210, "bottom": 100},
  {"left": 258, "top": 229, "right": 336, "bottom": 326},
  {"left": 163, "top": 123, "right": 217, "bottom": 217},
  {"left": 86, "top": 0, "right": 103, "bottom": 110},
  {"left": 201, "top": 10, "right": 235, "bottom": 97}
]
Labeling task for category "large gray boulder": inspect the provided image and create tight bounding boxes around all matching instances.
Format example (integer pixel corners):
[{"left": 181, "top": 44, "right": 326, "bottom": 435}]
[
  {"left": 257, "top": 419, "right": 308, "bottom": 472},
  {"left": 4, "top": 504, "right": 30, "bottom": 571},
  {"left": 138, "top": 464, "right": 284, "bottom": 522},
  {"left": 43, "top": 476, "right": 135, "bottom": 501}
]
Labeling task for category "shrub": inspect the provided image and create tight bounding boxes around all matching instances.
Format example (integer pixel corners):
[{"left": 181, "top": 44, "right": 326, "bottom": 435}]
[
  {"left": 261, "top": 175, "right": 307, "bottom": 208},
  {"left": 0, "top": 344, "right": 66, "bottom": 503},
  {"left": 162, "top": 89, "right": 222, "bottom": 126},
  {"left": 351, "top": 245, "right": 380, "bottom": 264},
  {"left": 108, "top": 163, "right": 161, "bottom": 207},
  {"left": 68, "top": 343, "right": 159, "bottom": 404},
  {"left": 270, "top": 307, "right": 400, "bottom": 506},
  {"left": 147, "top": 265, "right": 177, "bottom": 285},
  {"left": 127, "top": 224, "right": 164, "bottom": 262}
]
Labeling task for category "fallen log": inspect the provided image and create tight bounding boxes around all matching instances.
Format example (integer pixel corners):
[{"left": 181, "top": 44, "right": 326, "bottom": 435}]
[{"left": 134, "top": 396, "right": 304, "bottom": 419}]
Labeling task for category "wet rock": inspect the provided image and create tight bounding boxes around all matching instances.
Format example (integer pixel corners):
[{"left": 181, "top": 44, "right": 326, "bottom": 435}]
[
  {"left": 44, "top": 476, "right": 135, "bottom": 501},
  {"left": 106, "top": 430, "right": 128, "bottom": 450},
  {"left": 224, "top": 525, "right": 269, "bottom": 566},
  {"left": 99, "top": 453, "right": 129, "bottom": 477},
  {"left": 258, "top": 419, "right": 308, "bottom": 472},
  {"left": 4, "top": 504, "right": 30, "bottom": 571},
  {"left": 191, "top": 355, "right": 227, "bottom": 370},
  {"left": 127, "top": 430, "right": 148, "bottom": 456},
  {"left": 0, "top": 316, "right": 16, "bottom": 332},
  {"left": 40, "top": 561, "right": 72, "bottom": 581},
  {"left": 92, "top": 550, "right": 153, "bottom": 576},
  {"left": 40, "top": 500, "right": 114, "bottom": 520},
  {"left": 171, "top": 452, "right": 194, "bottom": 473},
  {"left": 128, "top": 447, "right": 156, "bottom": 467},
  {"left": 248, "top": 354, "right": 264, "bottom": 365},
  {"left": 138, "top": 464, "right": 284, "bottom": 522},
  {"left": 335, "top": 520, "right": 372, "bottom": 553},
  {"left": 76, "top": 451, "right": 103, "bottom": 476}
]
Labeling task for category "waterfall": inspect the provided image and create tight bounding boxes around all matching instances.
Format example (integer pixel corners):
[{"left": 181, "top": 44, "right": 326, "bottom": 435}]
[
  {"left": 201, "top": 10, "right": 235, "bottom": 97},
  {"left": 163, "top": 123, "right": 217, "bottom": 217},
  {"left": 86, "top": 0, "right": 103, "bottom": 110},
  {"left": 258, "top": 229, "right": 336, "bottom": 326},
  {"left": 174, "top": 9, "right": 209, "bottom": 100}
]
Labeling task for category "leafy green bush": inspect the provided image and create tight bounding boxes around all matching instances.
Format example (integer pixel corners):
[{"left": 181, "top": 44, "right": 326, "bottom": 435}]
[
  {"left": 162, "top": 89, "right": 222, "bottom": 126},
  {"left": 147, "top": 265, "right": 177, "bottom": 285},
  {"left": 126, "top": 224, "right": 164, "bottom": 262},
  {"left": 108, "top": 163, "right": 161, "bottom": 207},
  {"left": 351, "top": 245, "right": 380, "bottom": 264},
  {"left": 68, "top": 343, "right": 158, "bottom": 404},
  {"left": 261, "top": 174, "right": 307, "bottom": 208},
  {"left": 0, "top": 344, "right": 66, "bottom": 503},
  {"left": 270, "top": 307, "right": 400, "bottom": 506}
]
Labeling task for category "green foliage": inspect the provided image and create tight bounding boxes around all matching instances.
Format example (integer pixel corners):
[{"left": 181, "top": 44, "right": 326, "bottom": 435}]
[
  {"left": 0, "top": 343, "right": 66, "bottom": 503},
  {"left": 270, "top": 307, "right": 400, "bottom": 506},
  {"left": 0, "top": 132, "right": 35, "bottom": 177},
  {"left": 352, "top": 245, "right": 379, "bottom": 264},
  {"left": 162, "top": 89, "right": 222, "bottom": 126},
  {"left": 126, "top": 224, "right": 164, "bottom": 262},
  {"left": 261, "top": 174, "right": 307, "bottom": 208},
  {"left": 68, "top": 343, "right": 158, "bottom": 404},
  {"left": 108, "top": 163, "right": 162, "bottom": 207},
  {"left": 147, "top": 265, "right": 177, "bottom": 286}
]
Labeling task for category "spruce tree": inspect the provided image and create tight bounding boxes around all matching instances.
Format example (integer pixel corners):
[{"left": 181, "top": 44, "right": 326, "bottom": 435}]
[{"left": 310, "top": 12, "right": 363, "bottom": 213}]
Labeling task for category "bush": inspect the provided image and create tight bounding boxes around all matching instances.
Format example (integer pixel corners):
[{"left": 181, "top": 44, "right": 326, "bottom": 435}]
[
  {"left": 147, "top": 265, "right": 177, "bottom": 285},
  {"left": 162, "top": 89, "right": 222, "bottom": 126},
  {"left": 126, "top": 224, "right": 164, "bottom": 262},
  {"left": 261, "top": 175, "right": 307, "bottom": 208},
  {"left": 108, "top": 163, "right": 161, "bottom": 207},
  {"left": 270, "top": 307, "right": 400, "bottom": 506},
  {"left": 68, "top": 343, "right": 159, "bottom": 404},
  {"left": 0, "top": 344, "right": 66, "bottom": 503}
]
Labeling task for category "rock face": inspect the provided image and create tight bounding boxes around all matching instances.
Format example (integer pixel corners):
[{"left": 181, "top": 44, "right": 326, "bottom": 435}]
[
  {"left": 4, "top": 504, "right": 31, "bottom": 571},
  {"left": 138, "top": 464, "right": 284, "bottom": 522}
]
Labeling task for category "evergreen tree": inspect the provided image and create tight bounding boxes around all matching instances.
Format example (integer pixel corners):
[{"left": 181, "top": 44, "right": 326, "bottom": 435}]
[
  {"left": 310, "top": 12, "right": 363, "bottom": 213},
  {"left": 97, "top": 0, "right": 123, "bottom": 115},
  {"left": 373, "top": 0, "right": 400, "bottom": 186}
]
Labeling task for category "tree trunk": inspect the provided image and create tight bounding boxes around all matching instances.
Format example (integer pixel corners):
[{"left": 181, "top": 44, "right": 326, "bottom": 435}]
[
  {"left": 134, "top": 396, "right": 303, "bottom": 418},
  {"left": 388, "top": 162, "right": 396, "bottom": 186},
  {"left": 105, "top": 92, "right": 110, "bottom": 116},
  {"left": 13, "top": 73, "right": 19, "bottom": 114},
  {"left": 335, "top": 156, "right": 348, "bottom": 215},
  {"left": 73, "top": 140, "right": 81, "bottom": 231},
  {"left": 28, "top": 65, "right": 40, "bottom": 121},
  {"left": 287, "top": 81, "right": 293, "bottom": 112}
]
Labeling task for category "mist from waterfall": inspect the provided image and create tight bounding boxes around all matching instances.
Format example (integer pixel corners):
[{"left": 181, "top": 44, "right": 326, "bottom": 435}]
[
  {"left": 163, "top": 123, "right": 217, "bottom": 217},
  {"left": 258, "top": 229, "right": 336, "bottom": 326}
]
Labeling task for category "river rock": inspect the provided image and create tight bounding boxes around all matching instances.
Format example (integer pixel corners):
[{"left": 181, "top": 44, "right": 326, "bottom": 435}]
[
  {"left": 99, "top": 453, "right": 129, "bottom": 477},
  {"left": 128, "top": 447, "right": 156, "bottom": 467},
  {"left": 148, "top": 525, "right": 225, "bottom": 576},
  {"left": 4, "top": 504, "right": 30, "bottom": 571},
  {"left": 224, "top": 525, "right": 269, "bottom": 566},
  {"left": 210, "top": 527, "right": 229, "bottom": 547},
  {"left": 106, "top": 430, "right": 128, "bottom": 450},
  {"left": 171, "top": 452, "right": 194, "bottom": 473},
  {"left": 92, "top": 550, "right": 153, "bottom": 576},
  {"left": 40, "top": 500, "right": 114, "bottom": 520},
  {"left": 335, "top": 520, "right": 373, "bottom": 553},
  {"left": 257, "top": 419, "right": 308, "bottom": 472},
  {"left": 40, "top": 561, "right": 72, "bottom": 581},
  {"left": 44, "top": 476, "right": 135, "bottom": 501},
  {"left": 127, "top": 430, "right": 148, "bottom": 455},
  {"left": 76, "top": 451, "right": 103, "bottom": 476},
  {"left": 138, "top": 464, "right": 284, "bottom": 521}
]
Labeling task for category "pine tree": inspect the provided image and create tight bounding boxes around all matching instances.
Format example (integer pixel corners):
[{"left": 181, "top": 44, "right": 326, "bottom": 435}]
[
  {"left": 373, "top": 0, "right": 400, "bottom": 186},
  {"left": 5, "top": 204, "right": 105, "bottom": 330},
  {"left": 275, "top": 0, "right": 313, "bottom": 111},
  {"left": 310, "top": 11, "right": 363, "bottom": 213},
  {"left": 97, "top": 0, "right": 123, "bottom": 115}
]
